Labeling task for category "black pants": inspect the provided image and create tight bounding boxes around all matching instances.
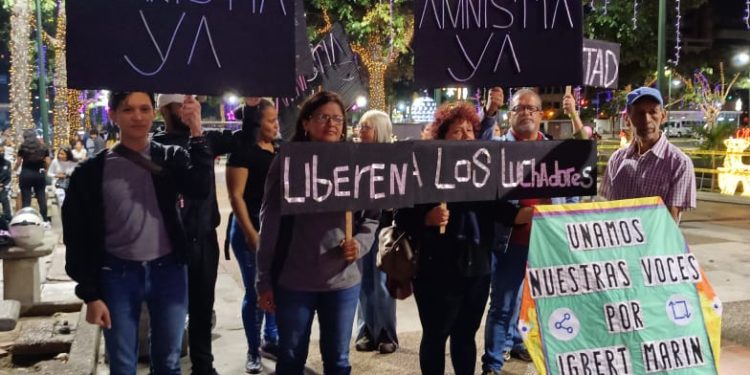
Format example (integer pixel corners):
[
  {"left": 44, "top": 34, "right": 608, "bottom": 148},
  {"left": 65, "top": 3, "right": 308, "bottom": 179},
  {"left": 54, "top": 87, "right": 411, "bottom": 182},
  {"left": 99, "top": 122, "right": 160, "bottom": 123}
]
[
  {"left": 187, "top": 230, "right": 220, "bottom": 374},
  {"left": 0, "top": 189, "right": 11, "bottom": 222},
  {"left": 413, "top": 272, "right": 490, "bottom": 375},
  {"left": 19, "top": 168, "right": 47, "bottom": 220}
]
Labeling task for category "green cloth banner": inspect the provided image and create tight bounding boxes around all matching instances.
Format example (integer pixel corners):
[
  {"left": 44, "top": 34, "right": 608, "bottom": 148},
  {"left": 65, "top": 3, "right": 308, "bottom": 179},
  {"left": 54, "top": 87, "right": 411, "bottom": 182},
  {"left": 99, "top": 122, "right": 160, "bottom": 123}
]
[{"left": 519, "top": 197, "right": 722, "bottom": 375}]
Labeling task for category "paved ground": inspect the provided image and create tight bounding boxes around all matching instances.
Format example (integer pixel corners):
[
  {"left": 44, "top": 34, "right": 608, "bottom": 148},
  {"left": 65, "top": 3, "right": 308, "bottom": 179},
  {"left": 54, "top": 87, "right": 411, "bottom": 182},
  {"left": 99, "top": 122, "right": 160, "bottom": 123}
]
[{"left": 3, "top": 160, "right": 750, "bottom": 374}]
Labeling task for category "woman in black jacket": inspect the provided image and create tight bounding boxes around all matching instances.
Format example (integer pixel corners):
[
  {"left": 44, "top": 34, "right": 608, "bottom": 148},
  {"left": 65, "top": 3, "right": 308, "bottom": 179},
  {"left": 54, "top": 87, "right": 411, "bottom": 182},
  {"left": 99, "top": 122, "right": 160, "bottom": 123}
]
[{"left": 395, "top": 102, "right": 531, "bottom": 375}]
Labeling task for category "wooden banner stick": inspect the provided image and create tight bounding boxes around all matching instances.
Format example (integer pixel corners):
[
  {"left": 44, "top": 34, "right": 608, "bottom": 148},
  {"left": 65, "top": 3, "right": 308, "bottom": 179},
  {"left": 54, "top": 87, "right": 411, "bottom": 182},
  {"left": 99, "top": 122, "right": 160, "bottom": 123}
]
[
  {"left": 439, "top": 202, "right": 447, "bottom": 234},
  {"left": 345, "top": 211, "right": 353, "bottom": 240}
]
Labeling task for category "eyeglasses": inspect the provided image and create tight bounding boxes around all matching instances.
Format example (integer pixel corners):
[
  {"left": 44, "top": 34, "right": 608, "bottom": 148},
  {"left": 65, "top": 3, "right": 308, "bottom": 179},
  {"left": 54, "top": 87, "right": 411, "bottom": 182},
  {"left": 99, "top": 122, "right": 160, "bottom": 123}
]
[
  {"left": 510, "top": 105, "right": 543, "bottom": 114},
  {"left": 310, "top": 113, "right": 345, "bottom": 126},
  {"left": 359, "top": 123, "right": 374, "bottom": 130}
]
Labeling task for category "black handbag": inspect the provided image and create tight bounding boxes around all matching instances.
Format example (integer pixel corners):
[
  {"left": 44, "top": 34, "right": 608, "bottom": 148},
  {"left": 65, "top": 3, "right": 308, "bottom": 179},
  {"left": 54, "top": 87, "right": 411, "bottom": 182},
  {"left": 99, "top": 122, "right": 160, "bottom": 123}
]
[{"left": 377, "top": 223, "right": 418, "bottom": 283}]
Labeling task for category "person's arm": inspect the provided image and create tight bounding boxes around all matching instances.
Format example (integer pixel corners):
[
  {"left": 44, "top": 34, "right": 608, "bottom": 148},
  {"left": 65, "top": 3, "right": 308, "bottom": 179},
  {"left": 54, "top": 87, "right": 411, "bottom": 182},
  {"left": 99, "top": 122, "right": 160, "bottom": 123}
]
[
  {"left": 665, "top": 156, "right": 697, "bottom": 224},
  {"left": 47, "top": 160, "right": 59, "bottom": 178},
  {"left": 171, "top": 95, "right": 212, "bottom": 199},
  {"left": 562, "top": 93, "right": 588, "bottom": 139},
  {"left": 256, "top": 157, "right": 282, "bottom": 306},
  {"left": 226, "top": 166, "right": 259, "bottom": 250},
  {"left": 206, "top": 129, "right": 236, "bottom": 156},
  {"left": 350, "top": 210, "right": 380, "bottom": 261},
  {"left": 479, "top": 87, "right": 504, "bottom": 140}
]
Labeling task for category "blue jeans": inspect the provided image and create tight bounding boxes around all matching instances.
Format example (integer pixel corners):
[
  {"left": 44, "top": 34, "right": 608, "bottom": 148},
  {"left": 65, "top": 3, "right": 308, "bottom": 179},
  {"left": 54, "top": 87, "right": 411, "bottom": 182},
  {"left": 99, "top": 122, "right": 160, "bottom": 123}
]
[
  {"left": 356, "top": 232, "right": 397, "bottom": 344},
  {"left": 482, "top": 243, "right": 528, "bottom": 372},
  {"left": 275, "top": 284, "right": 361, "bottom": 375},
  {"left": 230, "top": 218, "right": 278, "bottom": 354},
  {"left": 100, "top": 253, "right": 188, "bottom": 375}
]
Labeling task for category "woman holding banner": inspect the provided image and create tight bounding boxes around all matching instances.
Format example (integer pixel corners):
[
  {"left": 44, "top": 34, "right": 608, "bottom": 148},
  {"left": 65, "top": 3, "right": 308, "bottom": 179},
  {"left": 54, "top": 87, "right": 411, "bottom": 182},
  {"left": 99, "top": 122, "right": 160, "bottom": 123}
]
[
  {"left": 395, "top": 102, "right": 530, "bottom": 375},
  {"left": 353, "top": 110, "right": 399, "bottom": 355},
  {"left": 256, "top": 91, "right": 379, "bottom": 375},
  {"left": 226, "top": 98, "right": 280, "bottom": 373}
]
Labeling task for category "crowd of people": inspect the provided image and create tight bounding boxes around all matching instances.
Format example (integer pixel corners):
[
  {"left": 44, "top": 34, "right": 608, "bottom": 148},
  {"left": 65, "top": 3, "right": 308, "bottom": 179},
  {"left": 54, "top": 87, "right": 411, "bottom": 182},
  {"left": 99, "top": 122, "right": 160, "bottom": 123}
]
[{"left": 56, "top": 85, "right": 695, "bottom": 375}]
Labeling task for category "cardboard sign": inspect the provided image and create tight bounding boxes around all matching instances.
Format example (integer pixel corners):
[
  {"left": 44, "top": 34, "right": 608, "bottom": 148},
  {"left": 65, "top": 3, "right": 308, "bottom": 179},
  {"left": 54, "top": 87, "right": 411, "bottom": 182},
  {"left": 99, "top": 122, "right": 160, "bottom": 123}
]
[
  {"left": 67, "top": 0, "right": 296, "bottom": 96},
  {"left": 519, "top": 197, "right": 721, "bottom": 375},
  {"left": 582, "top": 39, "right": 620, "bottom": 89},
  {"left": 279, "top": 140, "right": 596, "bottom": 214},
  {"left": 413, "top": 0, "right": 584, "bottom": 88}
]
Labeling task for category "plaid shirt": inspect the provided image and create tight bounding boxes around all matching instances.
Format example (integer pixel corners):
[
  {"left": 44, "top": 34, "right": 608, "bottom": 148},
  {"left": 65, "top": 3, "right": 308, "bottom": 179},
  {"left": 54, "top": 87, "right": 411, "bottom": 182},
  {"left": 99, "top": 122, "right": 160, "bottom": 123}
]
[{"left": 600, "top": 134, "right": 696, "bottom": 209}]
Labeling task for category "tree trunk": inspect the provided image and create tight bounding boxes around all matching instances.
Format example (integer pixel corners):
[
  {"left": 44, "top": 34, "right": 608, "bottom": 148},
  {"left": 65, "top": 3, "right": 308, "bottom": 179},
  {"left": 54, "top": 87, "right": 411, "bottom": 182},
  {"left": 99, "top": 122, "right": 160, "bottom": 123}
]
[
  {"left": 365, "top": 62, "right": 388, "bottom": 112},
  {"left": 9, "top": 1, "right": 34, "bottom": 144}
]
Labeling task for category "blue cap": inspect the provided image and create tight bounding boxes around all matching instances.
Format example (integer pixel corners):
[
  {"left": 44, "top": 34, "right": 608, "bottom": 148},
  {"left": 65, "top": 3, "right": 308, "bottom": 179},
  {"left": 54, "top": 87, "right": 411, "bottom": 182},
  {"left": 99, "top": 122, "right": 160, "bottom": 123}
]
[{"left": 626, "top": 87, "right": 664, "bottom": 107}]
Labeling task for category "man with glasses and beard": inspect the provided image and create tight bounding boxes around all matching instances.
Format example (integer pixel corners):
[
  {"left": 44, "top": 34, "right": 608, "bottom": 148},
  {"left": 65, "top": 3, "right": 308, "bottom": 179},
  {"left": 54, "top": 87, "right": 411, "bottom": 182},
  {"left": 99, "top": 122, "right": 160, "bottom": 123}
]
[
  {"left": 478, "top": 88, "right": 587, "bottom": 375},
  {"left": 153, "top": 94, "right": 235, "bottom": 375}
]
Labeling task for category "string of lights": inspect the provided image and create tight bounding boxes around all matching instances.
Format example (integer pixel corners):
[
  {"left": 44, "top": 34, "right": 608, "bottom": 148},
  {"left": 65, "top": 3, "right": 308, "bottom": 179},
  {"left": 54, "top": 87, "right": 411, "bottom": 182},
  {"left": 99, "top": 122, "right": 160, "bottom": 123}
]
[
  {"left": 669, "top": 0, "right": 682, "bottom": 66},
  {"left": 9, "top": 1, "right": 34, "bottom": 145},
  {"left": 52, "top": 1, "right": 70, "bottom": 150}
]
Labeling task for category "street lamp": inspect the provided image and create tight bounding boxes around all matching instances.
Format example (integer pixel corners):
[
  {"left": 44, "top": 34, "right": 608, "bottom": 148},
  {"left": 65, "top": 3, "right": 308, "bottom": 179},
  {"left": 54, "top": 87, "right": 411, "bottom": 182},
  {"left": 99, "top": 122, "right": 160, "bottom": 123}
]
[{"left": 732, "top": 51, "right": 750, "bottom": 113}]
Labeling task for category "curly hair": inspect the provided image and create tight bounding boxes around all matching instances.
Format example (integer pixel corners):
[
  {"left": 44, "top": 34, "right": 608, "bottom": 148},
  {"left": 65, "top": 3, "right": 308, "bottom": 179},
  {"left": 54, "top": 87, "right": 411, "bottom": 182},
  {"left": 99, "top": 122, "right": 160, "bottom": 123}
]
[{"left": 430, "top": 101, "right": 480, "bottom": 140}]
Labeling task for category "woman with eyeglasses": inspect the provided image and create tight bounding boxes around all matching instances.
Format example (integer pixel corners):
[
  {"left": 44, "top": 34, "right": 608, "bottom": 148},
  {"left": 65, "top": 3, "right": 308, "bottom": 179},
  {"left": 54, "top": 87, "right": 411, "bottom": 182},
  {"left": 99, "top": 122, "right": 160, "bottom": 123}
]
[
  {"left": 353, "top": 110, "right": 400, "bottom": 355},
  {"left": 256, "top": 91, "right": 379, "bottom": 375},
  {"left": 395, "top": 102, "right": 531, "bottom": 375}
]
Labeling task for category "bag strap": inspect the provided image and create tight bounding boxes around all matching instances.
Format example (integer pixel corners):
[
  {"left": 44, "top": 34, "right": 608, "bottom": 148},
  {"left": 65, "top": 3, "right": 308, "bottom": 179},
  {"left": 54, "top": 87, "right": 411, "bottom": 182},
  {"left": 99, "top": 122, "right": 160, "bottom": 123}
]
[{"left": 112, "top": 143, "right": 164, "bottom": 175}]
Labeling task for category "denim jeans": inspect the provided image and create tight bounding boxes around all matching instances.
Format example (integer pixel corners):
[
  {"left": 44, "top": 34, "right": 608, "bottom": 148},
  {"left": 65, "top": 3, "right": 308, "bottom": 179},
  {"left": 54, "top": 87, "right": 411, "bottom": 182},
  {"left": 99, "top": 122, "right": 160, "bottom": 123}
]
[
  {"left": 230, "top": 218, "right": 278, "bottom": 354},
  {"left": 356, "top": 231, "right": 397, "bottom": 344},
  {"left": 100, "top": 253, "right": 188, "bottom": 375},
  {"left": 482, "top": 243, "right": 528, "bottom": 372},
  {"left": 275, "top": 284, "right": 361, "bottom": 375}
]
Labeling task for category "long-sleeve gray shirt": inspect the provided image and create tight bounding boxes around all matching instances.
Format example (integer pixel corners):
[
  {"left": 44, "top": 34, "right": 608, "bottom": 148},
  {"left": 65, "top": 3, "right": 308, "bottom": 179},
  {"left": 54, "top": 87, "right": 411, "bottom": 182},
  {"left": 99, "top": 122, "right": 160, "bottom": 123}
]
[{"left": 256, "top": 155, "right": 379, "bottom": 294}]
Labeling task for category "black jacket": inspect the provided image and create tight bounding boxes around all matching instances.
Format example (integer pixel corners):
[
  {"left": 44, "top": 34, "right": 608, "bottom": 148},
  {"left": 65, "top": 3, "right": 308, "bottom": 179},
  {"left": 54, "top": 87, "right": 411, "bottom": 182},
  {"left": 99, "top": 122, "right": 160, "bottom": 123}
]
[
  {"left": 152, "top": 130, "right": 234, "bottom": 236},
  {"left": 63, "top": 140, "right": 212, "bottom": 302},
  {"left": 395, "top": 201, "right": 519, "bottom": 279}
]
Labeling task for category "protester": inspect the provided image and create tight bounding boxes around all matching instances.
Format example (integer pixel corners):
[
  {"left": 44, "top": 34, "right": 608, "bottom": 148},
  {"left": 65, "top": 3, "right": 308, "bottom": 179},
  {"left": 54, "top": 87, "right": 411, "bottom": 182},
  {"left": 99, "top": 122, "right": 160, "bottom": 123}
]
[
  {"left": 63, "top": 92, "right": 212, "bottom": 374},
  {"left": 47, "top": 147, "right": 78, "bottom": 205},
  {"left": 72, "top": 139, "right": 87, "bottom": 161},
  {"left": 256, "top": 91, "right": 379, "bottom": 375},
  {"left": 225, "top": 98, "right": 280, "bottom": 373},
  {"left": 152, "top": 93, "right": 235, "bottom": 375},
  {"left": 16, "top": 129, "right": 50, "bottom": 222},
  {"left": 0, "top": 144, "right": 11, "bottom": 223},
  {"left": 353, "top": 110, "right": 399, "bottom": 355},
  {"left": 477, "top": 88, "right": 587, "bottom": 375},
  {"left": 86, "top": 128, "right": 106, "bottom": 156},
  {"left": 395, "top": 101, "right": 530, "bottom": 375},
  {"left": 600, "top": 87, "right": 696, "bottom": 222}
]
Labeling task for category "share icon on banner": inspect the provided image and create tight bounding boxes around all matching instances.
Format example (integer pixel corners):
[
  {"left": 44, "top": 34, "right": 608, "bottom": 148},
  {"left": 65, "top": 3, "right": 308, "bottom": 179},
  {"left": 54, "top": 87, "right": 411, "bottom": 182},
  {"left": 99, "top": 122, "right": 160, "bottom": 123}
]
[{"left": 548, "top": 308, "right": 580, "bottom": 341}]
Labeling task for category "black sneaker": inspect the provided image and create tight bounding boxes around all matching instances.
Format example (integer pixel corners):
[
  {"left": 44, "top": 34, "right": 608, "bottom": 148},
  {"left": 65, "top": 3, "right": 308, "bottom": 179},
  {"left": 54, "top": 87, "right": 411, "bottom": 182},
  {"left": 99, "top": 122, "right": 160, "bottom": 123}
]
[
  {"left": 378, "top": 341, "right": 398, "bottom": 354},
  {"left": 502, "top": 350, "right": 511, "bottom": 362},
  {"left": 260, "top": 340, "right": 279, "bottom": 360},
  {"left": 354, "top": 335, "right": 376, "bottom": 352},
  {"left": 510, "top": 347, "right": 532, "bottom": 362},
  {"left": 245, "top": 353, "right": 262, "bottom": 374},
  {"left": 481, "top": 370, "right": 501, "bottom": 375}
]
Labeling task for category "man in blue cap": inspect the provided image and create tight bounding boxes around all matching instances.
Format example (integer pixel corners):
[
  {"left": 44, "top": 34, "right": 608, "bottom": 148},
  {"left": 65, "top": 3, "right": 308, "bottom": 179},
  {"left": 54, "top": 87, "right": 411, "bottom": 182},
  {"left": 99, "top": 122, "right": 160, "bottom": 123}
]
[{"left": 600, "top": 86, "right": 696, "bottom": 222}]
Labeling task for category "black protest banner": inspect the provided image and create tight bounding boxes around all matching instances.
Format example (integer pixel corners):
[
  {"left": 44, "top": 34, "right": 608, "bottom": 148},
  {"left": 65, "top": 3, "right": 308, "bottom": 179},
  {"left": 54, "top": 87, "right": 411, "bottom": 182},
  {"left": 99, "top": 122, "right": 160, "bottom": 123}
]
[
  {"left": 280, "top": 142, "right": 414, "bottom": 214},
  {"left": 413, "top": 0, "right": 584, "bottom": 88},
  {"left": 411, "top": 141, "right": 499, "bottom": 204},
  {"left": 582, "top": 39, "right": 620, "bottom": 89},
  {"left": 280, "top": 140, "right": 596, "bottom": 214},
  {"left": 498, "top": 140, "right": 596, "bottom": 200},
  {"left": 67, "top": 1, "right": 296, "bottom": 97},
  {"left": 309, "top": 23, "right": 367, "bottom": 108}
]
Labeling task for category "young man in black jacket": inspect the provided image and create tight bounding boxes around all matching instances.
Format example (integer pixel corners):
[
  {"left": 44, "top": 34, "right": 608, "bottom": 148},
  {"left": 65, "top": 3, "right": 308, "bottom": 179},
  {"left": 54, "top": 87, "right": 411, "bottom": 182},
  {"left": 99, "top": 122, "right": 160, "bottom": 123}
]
[
  {"left": 153, "top": 94, "right": 234, "bottom": 375},
  {"left": 63, "top": 92, "right": 212, "bottom": 374}
]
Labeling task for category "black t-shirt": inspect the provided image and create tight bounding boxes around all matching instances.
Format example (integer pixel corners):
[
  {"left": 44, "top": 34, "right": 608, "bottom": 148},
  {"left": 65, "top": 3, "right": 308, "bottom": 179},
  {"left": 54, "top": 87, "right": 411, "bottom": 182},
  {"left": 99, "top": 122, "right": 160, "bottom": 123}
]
[
  {"left": 227, "top": 142, "right": 277, "bottom": 227},
  {"left": 18, "top": 144, "right": 48, "bottom": 171}
]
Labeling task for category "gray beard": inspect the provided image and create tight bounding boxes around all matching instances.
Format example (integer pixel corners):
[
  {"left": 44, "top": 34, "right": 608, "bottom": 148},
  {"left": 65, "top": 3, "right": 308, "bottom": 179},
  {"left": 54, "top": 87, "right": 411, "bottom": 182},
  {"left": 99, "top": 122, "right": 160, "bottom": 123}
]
[{"left": 515, "top": 120, "right": 537, "bottom": 135}]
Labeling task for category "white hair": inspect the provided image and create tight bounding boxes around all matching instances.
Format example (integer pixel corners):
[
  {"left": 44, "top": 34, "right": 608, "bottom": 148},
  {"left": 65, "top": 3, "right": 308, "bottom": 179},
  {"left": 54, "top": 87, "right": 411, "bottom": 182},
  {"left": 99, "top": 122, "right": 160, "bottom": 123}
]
[
  {"left": 358, "top": 110, "right": 393, "bottom": 144},
  {"left": 509, "top": 88, "right": 542, "bottom": 108}
]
